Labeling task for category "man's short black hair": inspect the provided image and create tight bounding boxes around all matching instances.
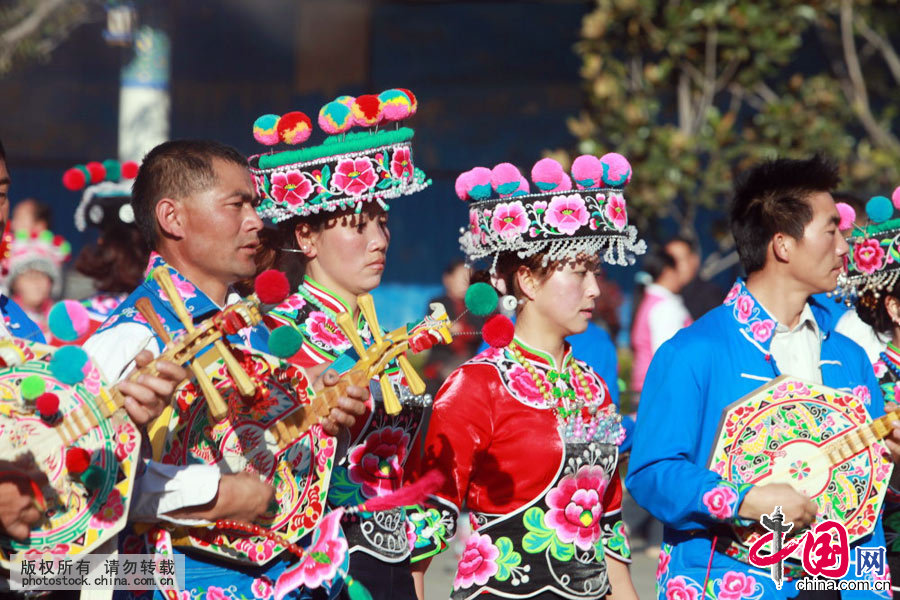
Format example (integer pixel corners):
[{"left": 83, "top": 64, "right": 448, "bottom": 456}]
[
  {"left": 0, "top": 136, "right": 6, "bottom": 163},
  {"left": 730, "top": 155, "right": 840, "bottom": 275},
  {"left": 131, "top": 139, "right": 247, "bottom": 248}
]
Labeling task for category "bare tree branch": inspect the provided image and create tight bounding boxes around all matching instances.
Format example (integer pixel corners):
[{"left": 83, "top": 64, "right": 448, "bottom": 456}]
[
  {"left": 839, "top": 0, "right": 900, "bottom": 151},
  {"left": 690, "top": 27, "right": 718, "bottom": 134},
  {"left": 678, "top": 69, "right": 693, "bottom": 135},
  {"left": 854, "top": 14, "right": 900, "bottom": 87}
]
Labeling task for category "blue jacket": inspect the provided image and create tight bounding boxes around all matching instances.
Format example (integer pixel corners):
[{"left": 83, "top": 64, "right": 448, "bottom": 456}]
[
  {"left": 627, "top": 279, "right": 890, "bottom": 598},
  {"left": 0, "top": 294, "right": 44, "bottom": 343}
]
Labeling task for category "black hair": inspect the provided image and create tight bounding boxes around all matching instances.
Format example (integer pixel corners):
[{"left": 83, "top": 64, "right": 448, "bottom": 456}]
[
  {"left": 131, "top": 140, "right": 247, "bottom": 248},
  {"left": 730, "top": 155, "right": 840, "bottom": 274}
]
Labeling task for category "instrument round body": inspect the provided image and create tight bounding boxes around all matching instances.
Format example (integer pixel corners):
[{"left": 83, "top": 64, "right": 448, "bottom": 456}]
[
  {"left": 709, "top": 376, "right": 892, "bottom": 554},
  {"left": 0, "top": 339, "right": 140, "bottom": 568},
  {"left": 158, "top": 345, "right": 336, "bottom": 566}
]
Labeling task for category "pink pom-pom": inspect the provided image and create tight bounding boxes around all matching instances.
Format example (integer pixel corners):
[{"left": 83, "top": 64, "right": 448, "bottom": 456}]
[
  {"left": 455, "top": 170, "right": 472, "bottom": 201},
  {"left": 466, "top": 167, "right": 493, "bottom": 200},
  {"left": 531, "top": 158, "right": 565, "bottom": 191},
  {"left": 599, "top": 153, "right": 632, "bottom": 187},
  {"left": 516, "top": 175, "right": 530, "bottom": 195},
  {"left": 836, "top": 202, "right": 856, "bottom": 232},
  {"left": 571, "top": 155, "right": 604, "bottom": 189},
  {"left": 892, "top": 186, "right": 900, "bottom": 210},
  {"left": 483, "top": 314, "right": 514, "bottom": 348},
  {"left": 491, "top": 163, "right": 523, "bottom": 197},
  {"left": 556, "top": 173, "right": 573, "bottom": 192}
]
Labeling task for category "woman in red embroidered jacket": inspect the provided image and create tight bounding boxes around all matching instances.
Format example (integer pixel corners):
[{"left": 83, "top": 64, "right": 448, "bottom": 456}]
[
  {"left": 248, "top": 91, "right": 433, "bottom": 600},
  {"left": 408, "top": 156, "right": 646, "bottom": 600}
]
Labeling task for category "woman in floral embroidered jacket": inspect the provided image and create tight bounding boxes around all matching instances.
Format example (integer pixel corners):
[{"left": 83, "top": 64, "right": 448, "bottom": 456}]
[
  {"left": 836, "top": 188, "right": 900, "bottom": 598},
  {"left": 248, "top": 93, "right": 433, "bottom": 600},
  {"left": 408, "top": 155, "right": 646, "bottom": 600}
]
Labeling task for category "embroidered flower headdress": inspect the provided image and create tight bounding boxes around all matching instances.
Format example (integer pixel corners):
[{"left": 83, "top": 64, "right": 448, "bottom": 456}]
[
  {"left": 835, "top": 188, "right": 900, "bottom": 305},
  {"left": 62, "top": 159, "right": 140, "bottom": 232},
  {"left": 458, "top": 154, "right": 646, "bottom": 270},
  {"left": 3, "top": 229, "right": 71, "bottom": 295},
  {"left": 247, "top": 89, "right": 430, "bottom": 222}
]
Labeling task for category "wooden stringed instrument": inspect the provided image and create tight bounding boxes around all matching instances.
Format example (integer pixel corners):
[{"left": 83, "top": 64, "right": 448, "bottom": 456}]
[{"left": 707, "top": 375, "right": 894, "bottom": 568}]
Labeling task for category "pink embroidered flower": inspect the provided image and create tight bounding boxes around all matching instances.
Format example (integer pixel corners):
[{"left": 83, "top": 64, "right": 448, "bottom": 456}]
[
  {"left": 304, "top": 311, "right": 350, "bottom": 352},
  {"left": 490, "top": 201, "right": 529, "bottom": 239},
  {"left": 316, "top": 436, "right": 336, "bottom": 472},
  {"left": 719, "top": 571, "right": 756, "bottom": 600},
  {"left": 82, "top": 362, "right": 102, "bottom": 395},
  {"left": 506, "top": 365, "right": 545, "bottom": 404},
  {"left": 656, "top": 547, "right": 671, "bottom": 581},
  {"left": 155, "top": 275, "right": 197, "bottom": 303},
  {"left": 724, "top": 283, "right": 741, "bottom": 304},
  {"left": 277, "top": 294, "right": 307, "bottom": 314},
  {"left": 238, "top": 538, "right": 276, "bottom": 563},
  {"left": 749, "top": 319, "right": 775, "bottom": 343},
  {"left": 348, "top": 426, "right": 410, "bottom": 497},
  {"left": 545, "top": 194, "right": 589, "bottom": 235},
  {"left": 277, "top": 510, "right": 347, "bottom": 591},
  {"left": 334, "top": 158, "right": 377, "bottom": 196},
  {"left": 665, "top": 576, "right": 700, "bottom": 600},
  {"left": 453, "top": 532, "right": 500, "bottom": 589},
  {"left": 604, "top": 193, "right": 628, "bottom": 230},
  {"left": 391, "top": 148, "right": 412, "bottom": 181},
  {"left": 270, "top": 170, "right": 313, "bottom": 206},
  {"left": 90, "top": 489, "right": 124, "bottom": 528},
  {"left": 114, "top": 423, "right": 138, "bottom": 461},
  {"left": 853, "top": 238, "right": 885, "bottom": 275},
  {"left": 702, "top": 485, "right": 737, "bottom": 520},
  {"left": 545, "top": 465, "right": 610, "bottom": 550},
  {"left": 735, "top": 295, "right": 754, "bottom": 323},
  {"left": 468, "top": 210, "right": 480, "bottom": 235},
  {"left": 874, "top": 360, "right": 888, "bottom": 378},
  {"left": 251, "top": 577, "right": 274, "bottom": 600},
  {"left": 772, "top": 380, "right": 810, "bottom": 400},
  {"left": 205, "top": 586, "right": 227, "bottom": 600},
  {"left": 853, "top": 384, "right": 871, "bottom": 406}
]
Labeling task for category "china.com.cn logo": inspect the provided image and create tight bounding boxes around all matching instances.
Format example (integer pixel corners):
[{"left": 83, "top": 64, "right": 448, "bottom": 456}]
[{"left": 747, "top": 507, "right": 887, "bottom": 591}]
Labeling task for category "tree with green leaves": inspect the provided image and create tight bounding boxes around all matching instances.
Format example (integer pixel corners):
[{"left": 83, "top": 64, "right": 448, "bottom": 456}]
[
  {"left": 0, "top": 0, "right": 97, "bottom": 75},
  {"left": 567, "top": 0, "right": 900, "bottom": 251}
]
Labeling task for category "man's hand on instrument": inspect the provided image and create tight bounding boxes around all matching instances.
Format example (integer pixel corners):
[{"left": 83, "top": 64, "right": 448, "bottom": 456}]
[
  {"left": 883, "top": 402, "right": 900, "bottom": 463},
  {"left": 738, "top": 483, "right": 818, "bottom": 530},
  {"left": 165, "top": 472, "right": 275, "bottom": 524},
  {"left": 118, "top": 350, "right": 188, "bottom": 426},
  {"left": 316, "top": 370, "right": 368, "bottom": 436},
  {"left": 0, "top": 463, "right": 43, "bottom": 541}
]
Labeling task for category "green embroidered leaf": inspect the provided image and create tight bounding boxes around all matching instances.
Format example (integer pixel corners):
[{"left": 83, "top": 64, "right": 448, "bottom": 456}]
[
  {"left": 375, "top": 177, "right": 394, "bottom": 190},
  {"left": 320, "top": 165, "right": 331, "bottom": 186},
  {"left": 594, "top": 538, "right": 606, "bottom": 562},
  {"left": 327, "top": 467, "right": 366, "bottom": 507},
  {"left": 493, "top": 536, "right": 522, "bottom": 582},
  {"left": 311, "top": 551, "right": 332, "bottom": 565},
  {"left": 522, "top": 507, "right": 554, "bottom": 554},
  {"left": 549, "top": 536, "right": 575, "bottom": 562}
]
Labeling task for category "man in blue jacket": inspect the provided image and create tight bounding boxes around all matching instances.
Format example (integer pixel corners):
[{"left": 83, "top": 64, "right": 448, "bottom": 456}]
[{"left": 627, "top": 156, "right": 900, "bottom": 598}]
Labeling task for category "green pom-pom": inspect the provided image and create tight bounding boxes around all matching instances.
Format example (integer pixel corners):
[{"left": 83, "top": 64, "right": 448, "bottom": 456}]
[
  {"left": 268, "top": 326, "right": 304, "bottom": 358},
  {"left": 50, "top": 346, "right": 89, "bottom": 385},
  {"left": 38, "top": 230, "right": 53, "bottom": 243},
  {"left": 102, "top": 159, "right": 121, "bottom": 182},
  {"left": 867, "top": 195, "right": 894, "bottom": 224},
  {"left": 345, "top": 576, "right": 373, "bottom": 600},
  {"left": 80, "top": 464, "right": 105, "bottom": 491},
  {"left": 465, "top": 282, "right": 499, "bottom": 317},
  {"left": 21, "top": 375, "right": 46, "bottom": 401}
]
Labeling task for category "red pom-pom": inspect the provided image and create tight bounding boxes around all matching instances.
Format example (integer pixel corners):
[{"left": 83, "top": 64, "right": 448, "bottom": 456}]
[
  {"left": 352, "top": 95, "right": 383, "bottom": 126},
  {"left": 254, "top": 269, "right": 290, "bottom": 304},
  {"left": 482, "top": 314, "right": 515, "bottom": 348},
  {"left": 62, "top": 168, "right": 87, "bottom": 191},
  {"left": 65, "top": 447, "right": 91, "bottom": 475},
  {"left": 277, "top": 112, "right": 312, "bottom": 145},
  {"left": 36, "top": 392, "right": 59, "bottom": 418},
  {"left": 397, "top": 88, "right": 418, "bottom": 113},
  {"left": 85, "top": 161, "right": 106, "bottom": 184},
  {"left": 121, "top": 161, "right": 139, "bottom": 179}
]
